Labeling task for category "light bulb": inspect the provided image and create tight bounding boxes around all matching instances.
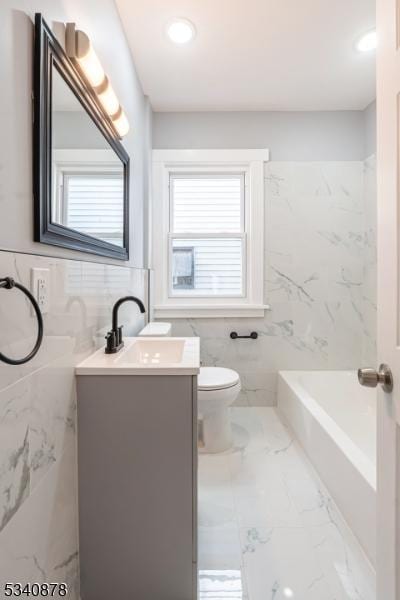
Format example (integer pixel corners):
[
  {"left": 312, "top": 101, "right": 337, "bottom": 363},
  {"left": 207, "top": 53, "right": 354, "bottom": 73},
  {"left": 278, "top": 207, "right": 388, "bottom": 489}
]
[
  {"left": 112, "top": 110, "right": 130, "bottom": 137},
  {"left": 166, "top": 19, "right": 196, "bottom": 44},
  {"left": 356, "top": 30, "right": 377, "bottom": 52},
  {"left": 97, "top": 81, "right": 120, "bottom": 116},
  {"left": 71, "top": 28, "right": 129, "bottom": 137},
  {"left": 75, "top": 31, "right": 105, "bottom": 87}
]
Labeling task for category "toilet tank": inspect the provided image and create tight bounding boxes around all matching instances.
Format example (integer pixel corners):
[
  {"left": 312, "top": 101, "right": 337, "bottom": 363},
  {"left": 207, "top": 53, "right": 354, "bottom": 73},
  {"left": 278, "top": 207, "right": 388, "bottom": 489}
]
[{"left": 138, "top": 322, "right": 172, "bottom": 337}]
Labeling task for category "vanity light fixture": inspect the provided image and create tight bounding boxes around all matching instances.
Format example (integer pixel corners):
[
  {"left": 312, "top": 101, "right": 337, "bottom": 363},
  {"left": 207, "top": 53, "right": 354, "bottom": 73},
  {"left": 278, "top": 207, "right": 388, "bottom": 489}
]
[
  {"left": 166, "top": 18, "right": 196, "bottom": 44},
  {"left": 356, "top": 29, "right": 377, "bottom": 52},
  {"left": 65, "top": 23, "right": 129, "bottom": 137}
]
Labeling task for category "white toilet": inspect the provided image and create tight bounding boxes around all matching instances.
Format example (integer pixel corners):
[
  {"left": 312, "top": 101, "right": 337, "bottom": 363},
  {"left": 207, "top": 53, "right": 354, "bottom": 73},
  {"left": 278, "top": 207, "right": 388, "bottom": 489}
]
[
  {"left": 197, "top": 366, "right": 241, "bottom": 453},
  {"left": 138, "top": 322, "right": 241, "bottom": 453}
]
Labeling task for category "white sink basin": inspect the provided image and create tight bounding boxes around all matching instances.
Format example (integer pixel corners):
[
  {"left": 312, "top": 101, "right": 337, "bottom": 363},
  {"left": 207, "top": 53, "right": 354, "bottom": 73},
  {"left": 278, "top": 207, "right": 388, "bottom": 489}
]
[
  {"left": 118, "top": 338, "right": 185, "bottom": 365},
  {"left": 75, "top": 336, "right": 199, "bottom": 376}
]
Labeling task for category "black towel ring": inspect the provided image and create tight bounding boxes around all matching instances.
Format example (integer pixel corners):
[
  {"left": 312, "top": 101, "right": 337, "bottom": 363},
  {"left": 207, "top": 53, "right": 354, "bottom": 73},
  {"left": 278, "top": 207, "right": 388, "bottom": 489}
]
[{"left": 0, "top": 277, "right": 44, "bottom": 365}]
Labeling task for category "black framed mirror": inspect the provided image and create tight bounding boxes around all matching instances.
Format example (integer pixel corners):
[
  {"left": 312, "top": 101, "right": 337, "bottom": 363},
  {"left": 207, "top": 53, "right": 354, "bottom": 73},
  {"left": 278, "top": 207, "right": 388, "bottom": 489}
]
[{"left": 33, "top": 14, "right": 130, "bottom": 260}]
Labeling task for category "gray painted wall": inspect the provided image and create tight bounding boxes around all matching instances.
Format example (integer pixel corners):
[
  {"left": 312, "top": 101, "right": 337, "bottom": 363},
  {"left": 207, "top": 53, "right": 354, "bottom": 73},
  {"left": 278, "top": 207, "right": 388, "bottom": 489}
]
[
  {"left": 153, "top": 107, "right": 376, "bottom": 160},
  {"left": 53, "top": 111, "right": 109, "bottom": 150},
  {"left": 0, "top": 0, "right": 151, "bottom": 268}
]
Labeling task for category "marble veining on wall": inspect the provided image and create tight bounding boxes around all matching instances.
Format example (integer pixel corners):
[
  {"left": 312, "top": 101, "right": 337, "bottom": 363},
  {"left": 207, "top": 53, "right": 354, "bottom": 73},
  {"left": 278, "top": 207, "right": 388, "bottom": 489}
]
[
  {"left": 0, "top": 250, "right": 148, "bottom": 598},
  {"left": 169, "top": 159, "right": 377, "bottom": 406}
]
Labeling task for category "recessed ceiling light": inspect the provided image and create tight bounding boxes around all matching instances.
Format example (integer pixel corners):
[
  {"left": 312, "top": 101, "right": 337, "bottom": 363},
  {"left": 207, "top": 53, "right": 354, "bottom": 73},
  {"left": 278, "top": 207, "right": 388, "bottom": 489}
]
[
  {"left": 166, "top": 18, "right": 196, "bottom": 45},
  {"left": 356, "top": 30, "right": 377, "bottom": 52}
]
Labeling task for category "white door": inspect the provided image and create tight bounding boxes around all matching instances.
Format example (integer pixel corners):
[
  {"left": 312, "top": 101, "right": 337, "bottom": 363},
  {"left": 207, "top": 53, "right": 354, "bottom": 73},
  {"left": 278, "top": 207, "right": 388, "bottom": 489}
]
[{"left": 374, "top": 0, "right": 400, "bottom": 597}]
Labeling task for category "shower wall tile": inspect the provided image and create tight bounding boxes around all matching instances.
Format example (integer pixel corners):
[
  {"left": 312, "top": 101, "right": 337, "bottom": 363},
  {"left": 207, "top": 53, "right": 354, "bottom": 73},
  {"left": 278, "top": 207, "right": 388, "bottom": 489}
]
[
  {"left": 362, "top": 155, "right": 377, "bottom": 366},
  {"left": 0, "top": 438, "right": 79, "bottom": 598},
  {"left": 0, "top": 249, "right": 148, "bottom": 595},
  {"left": 0, "top": 377, "right": 31, "bottom": 533},
  {"left": 168, "top": 160, "right": 377, "bottom": 406}
]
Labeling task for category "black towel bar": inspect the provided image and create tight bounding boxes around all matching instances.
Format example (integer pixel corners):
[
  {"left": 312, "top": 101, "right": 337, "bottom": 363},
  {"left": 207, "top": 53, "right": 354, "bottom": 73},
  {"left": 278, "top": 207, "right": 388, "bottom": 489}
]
[{"left": 230, "top": 331, "right": 258, "bottom": 340}]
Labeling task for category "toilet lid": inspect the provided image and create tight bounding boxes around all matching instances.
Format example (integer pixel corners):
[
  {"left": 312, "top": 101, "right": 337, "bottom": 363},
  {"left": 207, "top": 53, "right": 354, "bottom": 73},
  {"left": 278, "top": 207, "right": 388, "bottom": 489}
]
[{"left": 198, "top": 367, "right": 240, "bottom": 390}]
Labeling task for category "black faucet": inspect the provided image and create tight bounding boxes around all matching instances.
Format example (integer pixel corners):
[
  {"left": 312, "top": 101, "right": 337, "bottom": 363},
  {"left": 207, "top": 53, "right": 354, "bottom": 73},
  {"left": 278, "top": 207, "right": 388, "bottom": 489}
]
[{"left": 105, "top": 296, "right": 146, "bottom": 354}]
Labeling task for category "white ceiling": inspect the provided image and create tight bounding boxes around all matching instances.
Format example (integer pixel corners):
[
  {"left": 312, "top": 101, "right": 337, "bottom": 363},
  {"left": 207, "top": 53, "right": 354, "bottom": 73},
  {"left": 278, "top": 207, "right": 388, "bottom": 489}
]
[{"left": 115, "top": 0, "right": 376, "bottom": 112}]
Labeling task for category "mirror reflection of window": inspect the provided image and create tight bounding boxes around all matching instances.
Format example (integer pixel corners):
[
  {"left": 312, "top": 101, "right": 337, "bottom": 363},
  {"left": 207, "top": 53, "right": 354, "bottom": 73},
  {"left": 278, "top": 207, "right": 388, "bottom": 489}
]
[{"left": 51, "top": 67, "right": 124, "bottom": 247}]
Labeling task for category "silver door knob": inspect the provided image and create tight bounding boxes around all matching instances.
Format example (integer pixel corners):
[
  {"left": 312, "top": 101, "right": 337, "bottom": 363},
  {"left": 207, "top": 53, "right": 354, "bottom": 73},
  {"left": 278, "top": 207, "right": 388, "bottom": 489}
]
[{"left": 358, "top": 364, "right": 393, "bottom": 393}]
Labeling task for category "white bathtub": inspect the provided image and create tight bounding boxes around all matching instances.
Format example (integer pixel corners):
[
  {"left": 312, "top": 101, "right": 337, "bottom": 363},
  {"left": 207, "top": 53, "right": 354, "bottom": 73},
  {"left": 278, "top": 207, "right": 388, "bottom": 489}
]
[{"left": 277, "top": 370, "right": 376, "bottom": 566}]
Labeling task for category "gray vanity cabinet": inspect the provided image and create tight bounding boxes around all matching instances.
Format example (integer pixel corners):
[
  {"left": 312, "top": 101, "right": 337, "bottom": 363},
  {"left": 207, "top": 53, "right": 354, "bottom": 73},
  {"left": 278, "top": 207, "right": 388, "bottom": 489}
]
[{"left": 76, "top": 374, "right": 198, "bottom": 600}]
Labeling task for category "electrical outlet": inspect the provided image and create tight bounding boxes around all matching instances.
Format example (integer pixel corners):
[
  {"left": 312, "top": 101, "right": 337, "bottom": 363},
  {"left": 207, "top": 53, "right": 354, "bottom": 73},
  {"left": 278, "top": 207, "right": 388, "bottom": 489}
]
[{"left": 31, "top": 268, "right": 50, "bottom": 314}]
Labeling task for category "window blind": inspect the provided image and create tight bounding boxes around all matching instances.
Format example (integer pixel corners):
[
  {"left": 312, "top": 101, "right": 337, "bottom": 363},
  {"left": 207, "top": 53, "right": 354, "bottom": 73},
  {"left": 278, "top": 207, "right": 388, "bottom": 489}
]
[
  {"left": 172, "top": 176, "right": 242, "bottom": 233},
  {"left": 170, "top": 174, "right": 244, "bottom": 296},
  {"left": 64, "top": 173, "right": 124, "bottom": 246}
]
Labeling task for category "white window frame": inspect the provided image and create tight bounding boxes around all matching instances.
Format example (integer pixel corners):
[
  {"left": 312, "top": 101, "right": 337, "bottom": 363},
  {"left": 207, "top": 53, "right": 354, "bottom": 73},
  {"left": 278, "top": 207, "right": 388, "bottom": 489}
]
[{"left": 152, "top": 149, "right": 269, "bottom": 318}]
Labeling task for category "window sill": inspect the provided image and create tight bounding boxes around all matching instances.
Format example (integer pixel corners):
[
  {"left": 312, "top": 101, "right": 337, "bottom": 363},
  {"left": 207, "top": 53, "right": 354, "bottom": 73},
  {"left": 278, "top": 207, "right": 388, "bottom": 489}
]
[{"left": 153, "top": 304, "right": 271, "bottom": 319}]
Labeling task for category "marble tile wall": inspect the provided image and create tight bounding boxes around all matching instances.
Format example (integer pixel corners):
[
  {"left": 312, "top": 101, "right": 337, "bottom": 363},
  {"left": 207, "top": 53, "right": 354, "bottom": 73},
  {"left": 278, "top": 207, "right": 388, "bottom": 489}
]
[
  {"left": 169, "top": 159, "right": 377, "bottom": 406},
  {"left": 0, "top": 249, "right": 148, "bottom": 598},
  {"left": 362, "top": 155, "right": 377, "bottom": 366}
]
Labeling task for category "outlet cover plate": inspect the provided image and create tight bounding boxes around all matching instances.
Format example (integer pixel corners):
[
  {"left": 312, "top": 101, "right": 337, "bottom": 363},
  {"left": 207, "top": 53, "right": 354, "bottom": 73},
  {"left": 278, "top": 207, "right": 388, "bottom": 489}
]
[{"left": 31, "top": 268, "right": 50, "bottom": 314}]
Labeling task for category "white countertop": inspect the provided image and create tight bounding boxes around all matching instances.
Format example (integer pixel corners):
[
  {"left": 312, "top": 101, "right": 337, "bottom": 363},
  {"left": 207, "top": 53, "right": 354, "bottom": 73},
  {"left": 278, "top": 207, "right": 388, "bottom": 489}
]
[{"left": 75, "top": 336, "right": 200, "bottom": 376}]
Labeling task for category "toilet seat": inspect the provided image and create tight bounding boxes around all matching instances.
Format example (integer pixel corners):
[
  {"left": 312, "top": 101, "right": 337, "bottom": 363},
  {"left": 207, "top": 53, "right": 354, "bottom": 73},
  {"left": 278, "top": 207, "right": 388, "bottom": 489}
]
[{"left": 198, "top": 367, "right": 240, "bottom": 391}]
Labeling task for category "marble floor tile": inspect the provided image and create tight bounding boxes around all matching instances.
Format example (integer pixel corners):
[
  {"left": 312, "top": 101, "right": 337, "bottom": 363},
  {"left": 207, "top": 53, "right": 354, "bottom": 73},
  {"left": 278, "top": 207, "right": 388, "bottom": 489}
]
[
  {"left": 198, "top": 407, "right": 375, "bottom": 600},
  {"left": 199, "top": 458, "right": 235, "bottom": 524},
  {"left": 232, "top": 484, "right": 303, "bottom": 530},
  {"left": 308, "top": 521, "right": 375, "bottom": 600},
  {"left": 240, "top": 525, "right": 331, "bottom": 600},
  {"left": 198, "top": 524, "right": 243, "bottom": 571}
]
